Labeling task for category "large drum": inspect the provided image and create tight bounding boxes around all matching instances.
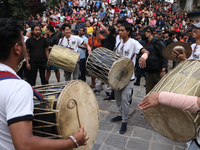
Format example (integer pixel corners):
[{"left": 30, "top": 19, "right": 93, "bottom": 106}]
[
  {"left": 33, "top": 80, "right": 99, "bottom": 150},
  {"left": 86, "top": 47, "right": 134, "bottom": 90},
  {"left": 142, "top": 59, "right": 200, "bottom": 142},
  {"left": 48, "top": 45, "right": 80, "bottom": 72}
]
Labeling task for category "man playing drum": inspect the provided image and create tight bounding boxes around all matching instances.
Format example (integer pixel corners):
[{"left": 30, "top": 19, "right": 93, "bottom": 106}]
[
  {"left": 0, "top": 18, "right": 88, "bottom": 150},
  {"left": 172, "top": 22, "right": 200, "bottom": 61},
  {"left": 59, "top": 23, "right": 91, "bottom": 81},
  {"left": 139, "top": 22, "right": 200, "bottom": 150},
  {"left": 112, "top": 22, "right": 149, "bottom": 134}
]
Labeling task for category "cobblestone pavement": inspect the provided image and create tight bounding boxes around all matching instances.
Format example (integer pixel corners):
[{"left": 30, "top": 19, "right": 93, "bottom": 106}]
[{"left": 36, "top": 70, "right": 188, "bottom": 150}]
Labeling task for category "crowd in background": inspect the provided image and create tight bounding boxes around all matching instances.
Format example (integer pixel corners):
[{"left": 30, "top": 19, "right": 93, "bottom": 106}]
[{"left": 21, "top": 0, "right": 197, "bottom": 86}]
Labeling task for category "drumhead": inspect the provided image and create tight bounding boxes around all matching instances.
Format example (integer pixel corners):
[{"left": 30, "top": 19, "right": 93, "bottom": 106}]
[
  {"left": 56, "top": 80, "right": 99, "bottom": 150},
  {"left": 142, "top": 59, "right": 200, "bottom": 142},
  {"left": 143, "top": 105, "right": 199, "bottom": 142},
  {"left": 108, "top": 57, "right": 134, "bottom": 90}
]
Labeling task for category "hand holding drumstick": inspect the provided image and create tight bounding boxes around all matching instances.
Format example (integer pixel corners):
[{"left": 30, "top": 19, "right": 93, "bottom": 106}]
[
  {"left": 171, "top": 49, "right": 187, "bottom": 61},
  {"left": 70, "top": 126, "right": 89, "bottom": 147}
]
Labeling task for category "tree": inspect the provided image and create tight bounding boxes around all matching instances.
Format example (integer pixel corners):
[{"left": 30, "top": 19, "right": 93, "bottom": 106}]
[{"left": 25, "top": 0, "right": 46, "bottom": 16}]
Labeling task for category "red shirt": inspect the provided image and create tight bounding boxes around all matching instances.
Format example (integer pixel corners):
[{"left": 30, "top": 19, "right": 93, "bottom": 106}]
[
  {"left": 49, "top": 21, "right": 55, "bottom": 27},
  {"left": 113, "top": 7, "right": 119, "bottom": 13},
  {"left": 175, "top": 28, "right": 180, "bottom": 32}
]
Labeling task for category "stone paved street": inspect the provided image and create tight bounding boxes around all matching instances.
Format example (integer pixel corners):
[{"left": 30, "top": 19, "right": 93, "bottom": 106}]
[{"left": 36, "top": 70, "right": 188, "bottom": 150}]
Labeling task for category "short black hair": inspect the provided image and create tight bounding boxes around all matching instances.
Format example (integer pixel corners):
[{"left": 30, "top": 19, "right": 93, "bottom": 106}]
[
  {"left": 47, "top": 25, "right": 55, "bottom": 32},
  {"left": 31, "top": 24, "right": 41, "bottom": 31},
  {"left": 0, "top": 18, "right": 23, "bottom": 61},
  {"left": 108, "top": 26, "right": 116, "bottom": 35},
  {"left": 79, "top": 27, "right": 86, "bottom": 32},
  {"left": 61, "top": 23, "right": 71, "bottom": 31},
  {"left": 120, "top": 22, "right": 132, "bottom": 36}
]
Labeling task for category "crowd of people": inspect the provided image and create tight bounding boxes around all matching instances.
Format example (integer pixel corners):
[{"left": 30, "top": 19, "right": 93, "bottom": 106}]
[
  {"left": 2, "top": 0, "right": 200, "bottom": 149},
  {"left": 20, "top": 0, "right": 199, "bottom": 135}
]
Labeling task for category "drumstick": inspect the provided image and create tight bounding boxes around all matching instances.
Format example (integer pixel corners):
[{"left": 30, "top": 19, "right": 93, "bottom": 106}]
[{"left": 67, "top": 99, "right": 81, "bottom": 128}]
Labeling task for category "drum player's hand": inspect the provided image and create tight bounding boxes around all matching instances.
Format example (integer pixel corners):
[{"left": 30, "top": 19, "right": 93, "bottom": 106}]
[
  {"left": 138, "top": 57, "right": 146, "bottom": 68},
  {"left": 26, "top": 63, "right": 31, "bottom": 70},
  {"left": 160, "top": 71, "right": 166, "bottom": 78},
  {"left": 72, "top": 126, "right": 89, "bottom": 146},
  {"left": 47, "top": 62, "right": 50, "bottom": 67},
  {"left": 171, "top": 49, "right": 187, "bottom": 61},
  {"left": 138, "top": 92, "right": 160, "bottom": 110}
]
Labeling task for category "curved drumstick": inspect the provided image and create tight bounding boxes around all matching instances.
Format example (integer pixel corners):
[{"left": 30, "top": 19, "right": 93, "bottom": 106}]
[{"left": 67, "top": 99, "right": 81, "bottom": 128}]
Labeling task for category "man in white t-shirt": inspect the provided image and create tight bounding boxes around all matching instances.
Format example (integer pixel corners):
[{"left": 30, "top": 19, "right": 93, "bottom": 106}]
[
  {"left": 59, "top": 23, "right": 91, "bottom": 81},
  {"left": 112, "top": 22, "right": 149, "bottom": 134},
  {"left": 0, "top": 18, "right": 88, "bottom": 150}
]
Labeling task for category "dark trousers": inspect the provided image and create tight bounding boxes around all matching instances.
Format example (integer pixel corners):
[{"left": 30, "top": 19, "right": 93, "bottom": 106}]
[
  {"left": 135, "top": 62, "right": 146, "bottom": 83},
  {"left": 17, "top": 62, "right": 30, "bottom": 81},
  {"left": 79, "top": 58, "right": 86, "bottom": 81},
  {"left": 146, "top": 72, "right": 161, "bottom": 94},
  {"left": 29, "top": 62, "right": 47, "bottom": 86}
]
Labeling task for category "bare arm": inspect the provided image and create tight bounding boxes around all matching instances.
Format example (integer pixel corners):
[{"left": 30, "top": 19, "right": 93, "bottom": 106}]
[
  {"left": 78, "top": 45, "right": 87, "bottom": 49},
  {"left": 26, "top": 49, "right": 31, "bottom": 70},
  {"left": 138, "top": 48, "right": 149, "bottom": 68},
  {"left": 9, "top": 120, "right": 89, "bottom": 150},
  {"left": 83, "top": 41, "right": 91, "bottom": 54},
  {"left": 98, "top": 22, "right": 109, "bottom": 36},
  {"left": 138, "top": 92, "right": 200, "bottom": 112}
]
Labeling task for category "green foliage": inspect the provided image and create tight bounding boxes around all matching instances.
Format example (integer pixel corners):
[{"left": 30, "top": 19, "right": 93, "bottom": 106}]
[
  {"left": 48, "top": 0, "right": 60, "bottom": 8},
  {"left": 0, "top": 0, "right": 46, "bottom": 22}
]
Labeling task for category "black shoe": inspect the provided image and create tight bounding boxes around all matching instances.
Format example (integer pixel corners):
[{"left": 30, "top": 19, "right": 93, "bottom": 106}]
[
  {"left": 111, "top": 116, "right": 122, "bottom": 122},
  {"left": 119, "top": 122, "right": 127, "bottom": 134},
  {"left": 134, "top": 81, "right": 140, "bottom": 86},
  {"left": 103, "top": 95, "right": 115, "bottom": 101}
]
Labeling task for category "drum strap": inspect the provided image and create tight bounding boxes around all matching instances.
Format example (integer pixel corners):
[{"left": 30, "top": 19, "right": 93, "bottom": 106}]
[
  {"left": 0, "top": 71, "right": 43, "bottom": 100},
  {"left": 114, "top": 41, "right": 121, "bottom": 52}
]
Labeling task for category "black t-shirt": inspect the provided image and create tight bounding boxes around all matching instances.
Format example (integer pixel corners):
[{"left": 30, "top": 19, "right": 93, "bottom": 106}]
[
  {"left": 46, "top": 33, "right": 60, "bottom": 52},
  {"left": 26, "top": 36, "right": 48, "bottom": 63},
  {"left": 101, "top": 32, "right": 116, "bottom": 51}
]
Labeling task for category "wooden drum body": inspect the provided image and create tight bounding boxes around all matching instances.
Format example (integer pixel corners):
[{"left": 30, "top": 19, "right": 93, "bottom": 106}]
[
  {"left": 142, "top": 59, "right": 200, "bottom": 142},
  {"left": 86, "top": 47, "right": 134, "bottom": 90},
  {"left": 33, "top": 81, "right": 99, "bottom": 150},
  {"left": 48, "top": 45, "right": 80, "bottom": 72}
]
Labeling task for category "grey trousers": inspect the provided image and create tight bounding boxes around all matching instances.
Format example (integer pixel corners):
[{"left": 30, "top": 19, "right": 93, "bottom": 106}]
[
  {"left": 64, "top": 63, "right": 79, "bottom": 81},
  {"left": 114, "top": 81, "right": 134, "bottom": 122}
]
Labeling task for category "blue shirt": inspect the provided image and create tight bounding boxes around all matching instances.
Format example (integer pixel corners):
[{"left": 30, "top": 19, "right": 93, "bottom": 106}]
[
  {"left": 99, "top": 11, "right": 106, "bottom": 19},
  {"left": 78, "top": 35, "right": 88, "bottom": 59}
]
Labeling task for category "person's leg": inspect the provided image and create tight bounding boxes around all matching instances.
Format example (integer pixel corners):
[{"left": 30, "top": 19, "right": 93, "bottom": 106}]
[
  {"left": 135, "top": 66, "right": 142, "bottom": 86},
  {"left": 119, "top": 81, "right": 134, "bottom": 134},
  {"left": 91, "top": 76, "right": 95, "bottom": 87},
  {"left": 39, "top": 62, "right": 48, "bottom": 85},
  {"left": 146, "top": 73, "right": 155, "bottom": 94},
  {"left": 46, "top": 69, "right": 51, "bottom": 83},
  {"left": 64, "top": 71, "right": 71, "bottom": 81},
  {"left": 55, "top": 70, "right": 60, "bottom": 82},
  {"left": 29, "top": 62, "right": 38, "bottom": 86},
  {"left": 73, "top": 63, "right": 79, "bottom": 80},
  {"left": 79, "top": 58, "right": 86, "bottom": 81},
  {"left": 188, "top": 139, "right": 200, "bottom": 150}
]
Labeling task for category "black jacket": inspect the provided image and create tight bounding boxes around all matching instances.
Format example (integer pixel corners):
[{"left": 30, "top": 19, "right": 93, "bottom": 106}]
[{"left": 143, "top": 36, "right": 168, "bottom": 73}]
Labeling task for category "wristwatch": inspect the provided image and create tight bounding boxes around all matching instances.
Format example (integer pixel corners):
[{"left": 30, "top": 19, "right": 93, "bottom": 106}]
[{"left": 161, "top": 68, "right": 166, "bottom": 72}]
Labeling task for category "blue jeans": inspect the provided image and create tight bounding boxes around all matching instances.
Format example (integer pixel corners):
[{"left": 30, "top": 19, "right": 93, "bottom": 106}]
[{"left": 188, "top": 140, "right": 200, "bottom": 150}]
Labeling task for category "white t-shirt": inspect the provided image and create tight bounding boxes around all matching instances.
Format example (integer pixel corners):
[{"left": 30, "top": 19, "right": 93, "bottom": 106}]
[
  {"left": 115, "top": 38, "right": 143, "bottom": 80},
  {"left": 115, "top": 35, "right": 121, "bottom": 47},
  {"left": 58, "top": 35, "right": 84, "bottom": 52},
  {"left": 0, "top": 63, "right": 33, "bottom": 150},
  {"left": 188, "top": 44, "right": 200, "bottom": 60}
]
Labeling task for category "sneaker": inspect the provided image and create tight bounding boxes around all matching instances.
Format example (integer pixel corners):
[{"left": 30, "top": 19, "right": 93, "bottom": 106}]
[
  {"left": 103, "top": 96, "right": 115, "bottom": 101},
  {"left": 134, "top": 81, "right": 140, "bottom": 86},
  {"left": 94, "top": 90, "right": 100, "bottom": 95},
  {"left": 111, "top": 116, "right": 122, "bottom": 122},
  {"left": 119, "top": 122, "right": 127, "bottom": 134}
]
